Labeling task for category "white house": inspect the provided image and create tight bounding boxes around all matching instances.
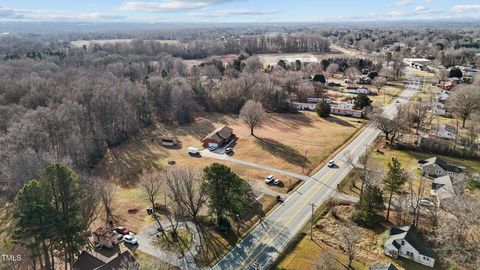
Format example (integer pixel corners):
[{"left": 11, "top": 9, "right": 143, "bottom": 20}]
[
  {"left": 289, "top": 102, "right": 317, "bottom": 111},
  {"left": 431, "top": 175, "right": 455, "bottom": 207},
  {"left": 330, "top": 107, "right": 363, "bottom": 118},
  {"left": 345, "top": 87, "right": 370, "bottom": 95},
  {"left": 430, "top": 123, "right": 457, "bottom": 140},
  {"left": 431, "top": 102, "right": 446, "bottom": 116},
  {"left": 384, "top": 225, "right": 435, "bottom": 268},
  {"left": 307, "top": 97, "right": 332, "bottom": 104}
]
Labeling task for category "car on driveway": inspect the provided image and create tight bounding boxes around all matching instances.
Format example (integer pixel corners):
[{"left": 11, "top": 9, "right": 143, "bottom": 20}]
[
  {"left": 265, "top": 175, "right": 275, "bottom": 184},
  {"left": 207, "top": 145, "right": 217, "bottom": 151},
  {"left": 225, "top": 147, "right": 234, "bottom": 155},
  {"left": 114, "top": 226, "right": 130, "bottom": 235},
  {"left": 273, "top": 178, "right": 281, "bottom": 186},
  {"left": 327, "top": 160, "right": 336, "bottom": 168},
  {"left": 123, "top": 234, "right": 138, "bottom": 245}
]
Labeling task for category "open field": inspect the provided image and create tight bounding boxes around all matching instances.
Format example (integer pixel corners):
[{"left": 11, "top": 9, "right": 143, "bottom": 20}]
[{"left": 94, "top": 112, "right": 364, "bottom": 185}]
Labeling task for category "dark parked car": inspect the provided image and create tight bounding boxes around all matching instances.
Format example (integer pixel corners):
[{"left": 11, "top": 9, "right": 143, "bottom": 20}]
[
  {"left": 114, "top": 226, "right": 130, "bottom": 235},
  {"left": 225, "top": 147, "right": 234, "bottom": 155}
]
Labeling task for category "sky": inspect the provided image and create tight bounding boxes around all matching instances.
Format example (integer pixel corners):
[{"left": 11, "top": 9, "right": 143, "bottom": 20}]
[{"left": 0, "top": 0, "right": 479, "bottom": 23}]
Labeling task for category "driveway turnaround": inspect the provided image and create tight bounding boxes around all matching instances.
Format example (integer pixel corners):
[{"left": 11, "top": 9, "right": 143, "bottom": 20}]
[
  {"left": 211, "top": 72, "right": 421, "bottom": 270},
  {"left": 136, "top": 221, "right": 202, "bottom": 269}
]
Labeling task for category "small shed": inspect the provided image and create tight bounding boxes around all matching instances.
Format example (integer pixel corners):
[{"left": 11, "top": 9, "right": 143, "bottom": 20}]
[{"left": 93, "top": 227, "right": 121, "bottom": 249}]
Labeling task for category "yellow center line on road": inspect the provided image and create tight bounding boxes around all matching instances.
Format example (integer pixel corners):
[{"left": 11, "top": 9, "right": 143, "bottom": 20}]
[
  {"left": 238, "top": 168, "right": 338, "bottom": 269},
  {"left": 239, "top": 118, "right": 389, "bottom": 269}
]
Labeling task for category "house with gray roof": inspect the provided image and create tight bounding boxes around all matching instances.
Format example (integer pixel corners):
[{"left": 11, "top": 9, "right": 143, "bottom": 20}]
[
  {"left": 384, "top": 225, "right": 435, "bottom": 268},
  {"left": 430, "top": 123, "right": 457, "bottom": 140},
  {"left": 431, "top": 175, "right": 455, "bottom": 207},
  {"left": 418, "top": 157, "right": 464, "bottom": 177}
]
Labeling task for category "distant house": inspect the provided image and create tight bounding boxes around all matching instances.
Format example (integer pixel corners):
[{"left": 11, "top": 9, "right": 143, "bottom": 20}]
[
  {"left": 289, "top": 102, "right": 317, "bottom": 111},
  {"left": 327, "top": 82, "right": 342, "bottom": 87},
  {"left": 93, "top": 227, "right": 121, "bottom": 249},
  {"left": 384, "top": 225, "right": 435, "bottom": 268},
  {"left": 345, "top": 86, "right": 370, "bottom": 95},
  {"left": 431, "top": 102, "right": 446, "bottom": 116},
  {"left": 418, "top": 157, "right": 464, "bottom": 177},
  {"left": 355, "top": 75, "right": 372, "bottom": 84},
  {"left": 369, "top": 263, "right": 398, "bottom": 270},
  {"left": 330, "top": 107, "right": 363, "bottom": 118},
  {"left": 431, "top": 175, "right": 455, "bottom": 207},
  {"left": 436, "top": 91, "right": 449, "bottom": 102},
  {"left": 430, "top": 123, "right": 457, "bottom": 140},
  {"left": 160, "top": 136, "right": 178, "bottom": 147},
  {"left": 73, "top": 250, "right": 137, "bottom": 270},
  {"left": 306, "top": 97, "right": 331, "bottom": 104},
  {"left": 202, "top": 126, "right": 235, "bottom": 148}
]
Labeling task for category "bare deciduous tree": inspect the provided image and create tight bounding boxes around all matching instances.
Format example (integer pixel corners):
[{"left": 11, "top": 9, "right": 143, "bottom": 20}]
[
  {"left": 140, "top": 171, "right": 167, "bottom": 234},
  {"left": 326, "top": 63, "right": 340, "bottom": 78},
  {"left": 240, "top": 100, "right": 266, "bottom": 136},
  {"left": 411, "top": 98, "right": 431, "bottom": 134},
  {"left": 447, "top": 85, "right": 480, "bottom": 128},
  {"left": 340, "top": 226, "right": 360, "bottom": 269},
  {"left": 96, "top": 177, "right": 116, "bottom": 228},
  {"left": 345, "top": 67, "right": 360, "bottom": 84}
]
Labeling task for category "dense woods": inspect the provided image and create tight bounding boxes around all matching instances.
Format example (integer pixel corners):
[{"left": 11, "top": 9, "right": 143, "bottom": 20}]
[{"left": 0, "top": 28, "right": 332, "bottom": 196}]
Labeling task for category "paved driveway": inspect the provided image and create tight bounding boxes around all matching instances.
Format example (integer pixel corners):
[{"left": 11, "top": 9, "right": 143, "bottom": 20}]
[{"left": 136, "top": 221, "right": 202, "bottom": 269}]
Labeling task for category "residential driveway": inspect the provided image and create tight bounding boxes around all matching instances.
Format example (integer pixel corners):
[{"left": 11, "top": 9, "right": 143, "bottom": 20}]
[
  {"left": 200, "top": 150, "right": 310, "bottom": 182},
  {"left": 136, "top": 221, "right": 202, "bottom": 270}
]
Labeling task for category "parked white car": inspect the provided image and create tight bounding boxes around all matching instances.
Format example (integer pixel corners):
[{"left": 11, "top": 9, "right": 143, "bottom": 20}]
[
  {"left": 265, "top": 175, "right": 275, "bottom": 184},
  {"left": 419, "top": 199, "right": 435, "bottom": 207},
  {"left": 123, "top": 234, "right": 138, "bottom": 245},
  {"left": 187, "top": 147, "right": 200, "bottom": 155}
]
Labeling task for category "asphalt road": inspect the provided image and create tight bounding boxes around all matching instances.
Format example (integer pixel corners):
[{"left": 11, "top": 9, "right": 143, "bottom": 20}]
[{"left": 212, "top": 72, "right": 420, "bottom": 270}]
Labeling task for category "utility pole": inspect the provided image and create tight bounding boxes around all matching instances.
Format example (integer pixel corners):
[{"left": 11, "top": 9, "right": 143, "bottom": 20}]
[{"left": 308, "top": 203, "right": 316, "bottom": 239}]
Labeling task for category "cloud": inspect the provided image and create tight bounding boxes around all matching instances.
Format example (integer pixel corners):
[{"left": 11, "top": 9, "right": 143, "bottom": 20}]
[
  {"left": 189, "top": 8, "right": 278, "bottom": 18},
  {"left": 395, "top": 0, "right": 411, "bottom": 7},
  {"left": 414, "top": 6, "right": 442, "bottom": 14},
  {"left": 424, "top": 0, "right": 433, "bottom": 2},
  {"left": 118, "top": 0, "right": 240, "bottom": 12},
  {"left": 388, "top": 11, "right": 405, "bottom": 17},
  {"left": 0, "top": 6, "right": 127, "bottom": 21},
  {"left": 0, "top": 7, "right": 25, "bottom": 18},
  {"left": 452, "top": 5, "right": 480, "bottom": 14}
]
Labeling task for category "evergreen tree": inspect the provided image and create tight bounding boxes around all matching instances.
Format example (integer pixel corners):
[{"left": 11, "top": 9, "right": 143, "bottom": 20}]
[
  {"left": 316, "top": 101, "right": 331, "bottom": 118},
  {"left": 352, "top": 185, "right": 384, "bottom": 228},
  {"left": 201, "top": 163, "right": 248, "bottom": 229},
  {"left": 383, "top": 158, "right": 407, "bottom": 222},
  {"left": 354, "top": 93, "right": 372, "bottom": 109}
]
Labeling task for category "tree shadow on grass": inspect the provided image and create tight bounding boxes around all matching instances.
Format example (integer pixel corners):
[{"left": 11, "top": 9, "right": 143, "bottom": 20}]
[
  {"left": 324, "top": 115, "right": 357, "bottom": 128},
  {"left": 255, "top": 137, "right": 310, "bottom": 167}
]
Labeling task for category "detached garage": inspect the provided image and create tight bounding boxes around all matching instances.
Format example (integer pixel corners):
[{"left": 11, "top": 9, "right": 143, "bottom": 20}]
[{"left": 202, "top": 126, "right": 235, "bottom": 148}]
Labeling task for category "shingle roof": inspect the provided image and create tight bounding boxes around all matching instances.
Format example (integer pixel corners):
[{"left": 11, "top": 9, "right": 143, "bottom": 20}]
[
  {"left": 421, "top": 157, "right": 463, "bottom": 173},
  {"left": 203, "top": 126, "right": 233, "bottom": 143},
  {"left": 432, "top": 175, "right": 455, "bottom": 201},
  {"left": 386, "top": 225, "right": 435, "bottom": 258},
  {"left": 73, "top": 251, "right": 106, "bottom": 270},
  {"left": 369, "top": 263, "right": 398, "bottom": 270},
  {"left": 96, "top": 251, "right": 137, "bottom": 270},
  {"left": 431, "top": 123, "right": 456, "bottom": 134}
]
